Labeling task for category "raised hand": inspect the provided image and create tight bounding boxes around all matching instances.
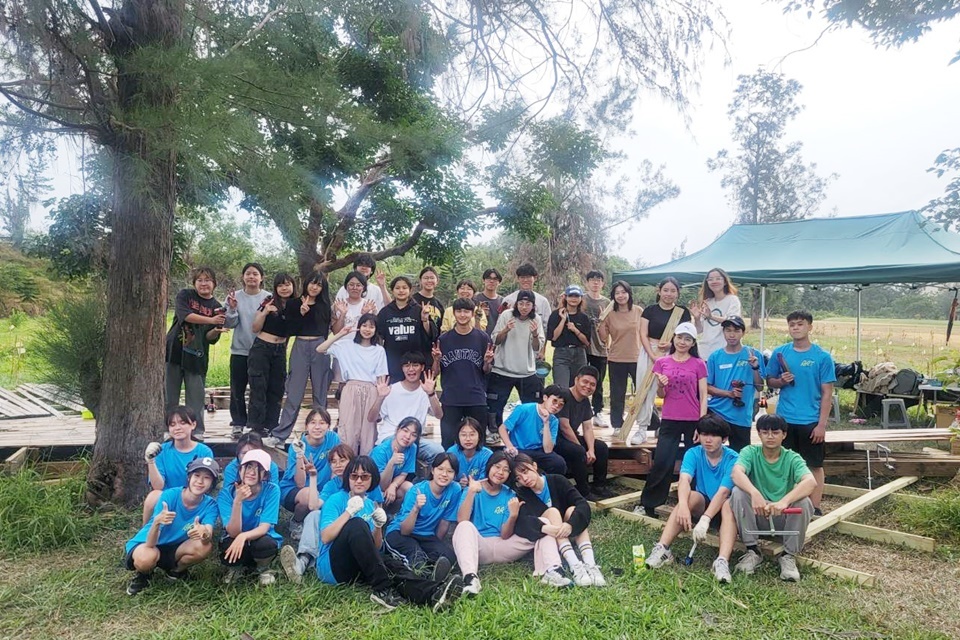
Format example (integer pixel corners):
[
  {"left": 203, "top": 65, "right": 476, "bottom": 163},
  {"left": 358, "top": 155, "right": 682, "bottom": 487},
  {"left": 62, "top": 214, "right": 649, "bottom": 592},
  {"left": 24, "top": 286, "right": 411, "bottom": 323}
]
[
  {"left": 483, "top": 342, "right": 495, "bottom": 364},
  {"left": 226, "top": 290, "right": 238, "bottom": 309},
  {"left": 305, "top": 461, "right": 317, "bottom": 478},
  {"left": 263, "top": 302, "right": 278, "bottom": 314},
  {"left": 528, "top": 320, "right": 538, "bottom": 336},
  {"left": 362, "top": 299, "right": 377, "bottom": 314},
  {"left": 414, "top": 489, "right": 427, "bottom": 510},
  {"left": 300, "top": 295, "right": 310, "bottom": 315},
  {"left": 431, "top": 343, "right": 442, "bottom": 362},
  {"left": 186, "top": 516, "right": 204, "bottom": 540},
  {"left": 346, "top": 495, "right": 365, "bottom": 516},
  {"left": 334, "top": 299, "right": 348, "bottom": 319},
  {"left": 235, "top": 482, "right": 253, "bottom": 502},
  {"left": 421, "top": 303, "right": 433, "bottom": 322},
  {"left": 747, "top": 350, "right": 759, "bottom": 369},
  {"left": 421, "top": 370, "right": 436, "bottom": 395},
  {"left": 391, "top": 452, "right": 405, "bottom": 468},
  {"left": 467, "top": 477, "right": 483, "bottom": 494},
  {"left": 144, "top": 442, "right": 162, "bottom": 462},
  {"left": 157, "top": 501, "right": 176, "bottom": 526},
  {"left": 655, "top": 372, "right": 669, "bottom": 387},
  {"left": 507, "top": 496, "right": 523, "bottom": 517},
  {"left": 375, "top": 270, "right": 387, "bottom": 287},
  {"left": 376, "top": 376, "right": 392, "bottom": 398},
  {"left": 371, "top": 507, "right": 388, "bottom": 528}
]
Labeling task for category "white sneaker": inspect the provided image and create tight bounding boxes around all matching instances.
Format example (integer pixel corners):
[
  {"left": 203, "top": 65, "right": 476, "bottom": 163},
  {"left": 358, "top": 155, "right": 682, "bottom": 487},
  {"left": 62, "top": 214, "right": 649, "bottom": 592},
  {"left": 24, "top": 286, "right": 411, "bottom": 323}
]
[
  {"left": 712, "top": 557, "right": 732, "bottom": 584},
  {"left": 463, "top": 573, "right": 481, "bottom": 596},
  {"left": 593, "top": 413, "right": 610, "bottom": 428},
  {"left": 540, "top": 568, "right": 573, "bottom": 588},
  {"left": 645, "top": 543, "right": 674, "bottom": 569},
  {"left": 280, "top": 545, "right": 304, "bottom": 585},
  {"left": 779, "top": 554, "right": 801, "bottom": 582},
  {"left": 735, "top": 549, "right": 763, "bottom": 574},
  {"left": 263, "top": 436, "right": 284, "bottom": 448},
  {"left": 222, "top": 567, "right": 244, "bottom": 585},
  {"left": 288, "top": 520, "right": 303, "bottom": 541},
  {"left": 586, "top": 564, "right": 607, "bottom": 587},
  {"left": 258, "top": 570, "right": 276, "bottom": 586},
  {"left": 629, "top": 428, "right": 648, "bottom": 445},
  {"left": 570, "top": 562, "right": 593, "bottom": 587}
]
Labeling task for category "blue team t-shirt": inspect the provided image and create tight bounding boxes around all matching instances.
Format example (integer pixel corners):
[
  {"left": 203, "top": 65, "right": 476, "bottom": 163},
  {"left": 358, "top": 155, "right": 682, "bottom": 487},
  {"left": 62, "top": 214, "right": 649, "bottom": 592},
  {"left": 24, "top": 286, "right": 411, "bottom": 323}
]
[
  {"left": 460, "top": 484, "right": 516, "bottom": 538},
  {"left": 316, "top": 491, "right": 377, "bottom": 584},
  {"left": 223, "top": 458, "right": 280, "bottom": 487},
  {"left": 707, "top": 346, "right": 766, "bottom": 428},
  {"left": 124, "top": 487, "right": 218, "bottom": 554},
  {"left": 279, "top": 433, "right": 341, "bottom": 500},
  {"left": 533, "top": 476, "right": 552, "bottom": 507},
  {"left": 446, "top": 445, "right": 492, "bottom": 482},
  {"left": 386, "top": 480, "right": 462, "bottom": 536},
  {"left": 767, "top": 343, "right": 837, "bottom": 424},
  {"left": 216, "top": 482, "right": 283, "bottom": 546},
  {"left": 320, "top": 477, "right": 383, "bottom": 503},
  {"left": 153, "top": 441, "right": 214, "bottom": 489},
  {"left": 679, "top": 445, "right": 739, "bottom": 501},
  {"left": 370, "top": 437, "right": 417, "bottom": 480},
  {"left": 504, "top": 403, "right": 559, "bottom": 451}
]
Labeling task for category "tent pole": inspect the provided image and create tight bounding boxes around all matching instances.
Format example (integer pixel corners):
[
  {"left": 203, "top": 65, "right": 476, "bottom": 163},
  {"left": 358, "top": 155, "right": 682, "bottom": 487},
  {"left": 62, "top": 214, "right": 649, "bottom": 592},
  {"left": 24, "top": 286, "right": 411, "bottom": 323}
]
[
  {"left": 760, "top": 285, "right": 767, "bottom": 352},
  {"left": 856, "top": 286, "right": 862, "bottom": 361}
]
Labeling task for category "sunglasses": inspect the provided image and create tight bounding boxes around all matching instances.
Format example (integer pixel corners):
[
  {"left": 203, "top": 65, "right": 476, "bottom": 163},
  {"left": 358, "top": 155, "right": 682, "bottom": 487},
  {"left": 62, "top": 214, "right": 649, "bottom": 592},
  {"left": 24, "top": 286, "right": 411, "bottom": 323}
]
[{"left": 350, "top": 472, "right": 372, "bottom": 481}]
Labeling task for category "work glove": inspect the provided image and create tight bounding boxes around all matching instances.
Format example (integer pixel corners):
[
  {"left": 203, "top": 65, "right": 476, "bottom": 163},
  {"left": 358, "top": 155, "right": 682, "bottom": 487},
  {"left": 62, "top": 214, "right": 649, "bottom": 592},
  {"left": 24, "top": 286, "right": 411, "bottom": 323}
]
[
  {"left": 371, "top": 507, "right": 388, "bottom": 528},
  {"left": 346, "top": 495, "right": 365, "bottom": 516},
  {"left": 144, "top": 442, "right": 162, "bottom": 462},
  {"left": 692, "top": 515, "right": 711, "bottom": 543}
]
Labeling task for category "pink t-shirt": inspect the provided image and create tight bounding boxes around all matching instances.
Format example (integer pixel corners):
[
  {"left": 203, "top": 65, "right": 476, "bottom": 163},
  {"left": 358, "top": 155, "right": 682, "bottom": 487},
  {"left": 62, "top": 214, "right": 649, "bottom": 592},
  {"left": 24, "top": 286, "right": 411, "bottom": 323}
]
[{"left": 653, "top": 355, "right": 707, "bottom": 422}]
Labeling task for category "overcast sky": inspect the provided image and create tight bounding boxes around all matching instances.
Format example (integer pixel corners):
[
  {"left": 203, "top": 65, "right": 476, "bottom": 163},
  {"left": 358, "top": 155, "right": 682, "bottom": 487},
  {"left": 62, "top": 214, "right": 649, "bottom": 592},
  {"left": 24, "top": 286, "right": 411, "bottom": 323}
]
[
  {"left": 36, "top": 1, "right": 960, "bottom": 270},
  {"left": 613, "top": 1, "right": 960, "bottom": 267}
]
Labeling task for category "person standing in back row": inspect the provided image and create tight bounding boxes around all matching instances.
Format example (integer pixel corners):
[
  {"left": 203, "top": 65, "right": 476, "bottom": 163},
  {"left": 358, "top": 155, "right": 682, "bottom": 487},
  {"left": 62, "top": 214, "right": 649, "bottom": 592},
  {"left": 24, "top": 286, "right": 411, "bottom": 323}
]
[
  {"left": 597, "top": 281, "right": 643, "bottom": 435},
  {"left": 378, "top": 276, "right": 436, "bottom": 382},
  {"left": 413, "top": 266, "right": 444, "bottom": 336},
  {"left": 501, "top": 263, "right": 552, "bottom": 341},
  {"left": 547, "top": 286, "right": 593, "bottom": 389},
  {"left": 583, "top": 271, "right": 611, "bottom": 427},
  {"left": 225, "top": 263, "right": 270, "bottom": 438},
  {"left": 473, "top": 268, "right": 504, "bottom": 336},
  {"left": 691, "top": 268, "right": 742, "bottom": 360},
  {"left": 334, "top": 254, "right": 391, "bottom": 308}
]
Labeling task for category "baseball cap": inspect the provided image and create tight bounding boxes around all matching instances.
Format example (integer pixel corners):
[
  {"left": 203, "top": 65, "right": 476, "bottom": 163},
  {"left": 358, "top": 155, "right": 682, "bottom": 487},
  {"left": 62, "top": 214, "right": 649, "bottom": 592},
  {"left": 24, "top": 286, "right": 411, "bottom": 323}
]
[
  {"left": 516, "top": 290, "right": 536, "bottom": 304},
  {"left": 240, "top": 449, "right": 272, "bottom": 472},
  {"left": 674, "top": 322, "right": 698, "bottom": 338},
  {"left": 721, "top": 315, "right": 746, "bottom": 330},
  {"left": 186, "top": 456, "right": 220, "bottom": 480},
  {"left": 564, "top": 285, "right": 583, "bottom": 296}
]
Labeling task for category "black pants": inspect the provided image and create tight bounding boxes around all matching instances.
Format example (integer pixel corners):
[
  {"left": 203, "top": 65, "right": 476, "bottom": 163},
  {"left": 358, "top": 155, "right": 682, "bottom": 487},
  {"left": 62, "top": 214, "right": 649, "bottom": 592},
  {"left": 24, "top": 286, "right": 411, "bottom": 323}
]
[
  {"left": 330, "top": 519, "right": 441, "bottom": 605},
  {"left": 486, "top": 372, "right": 543, "bottom": 432},
  {"left": 727, "top": 423, "right": 751, "bottom": 452},
  {"left": 440, "top": 404, "right": 489, "bottom": 449},
  {"left": 247, "top": 339, "right": 287, "bottom": 434},
  {"left": 229, "top": 354, "right": 250, "bottom": 426},
  {"left": 384, "top": 530, "right": 456, "bottom": 568},
  {"left": 607, "top": 361, "right": 637, "bottom": 430},
  {"left": 554, "top": 435, "right": 609, "bottom": 496},
  {"left": 219, "top": 535, "right": 279, "bottom": 567},
  {"left": 640, "top": 418, "right": 698, "bottom": 511},
  {"left": 518, "top": 448, "right": 567, "bottom": 475},
  {"left": 586, "top": 354, "right": 607, "bottom": 415}
]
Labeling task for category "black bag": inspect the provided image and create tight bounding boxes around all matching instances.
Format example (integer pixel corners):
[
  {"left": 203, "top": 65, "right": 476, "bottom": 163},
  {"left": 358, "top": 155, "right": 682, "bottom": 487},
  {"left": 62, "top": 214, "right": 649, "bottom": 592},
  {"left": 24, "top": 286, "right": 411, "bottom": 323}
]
[
  {"left": 834, "top": 361, "right": 864, "bottom": 390},
  {"left": 889, "top": 368, "right": 922, "bottom": 396}
]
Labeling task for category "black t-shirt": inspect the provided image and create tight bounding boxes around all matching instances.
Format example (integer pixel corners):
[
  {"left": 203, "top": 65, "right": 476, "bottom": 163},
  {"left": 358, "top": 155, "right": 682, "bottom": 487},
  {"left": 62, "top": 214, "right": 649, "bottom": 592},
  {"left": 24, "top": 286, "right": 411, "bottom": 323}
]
[
  {"left": 412, "top": 292, "right": 444, "bottom": 335},
  {"left": 438, "top": 328, "right": 492, "bottom": 407},
  {"left": 377, "top": 301, "right": 432, "bottom": 381},
  {"left": 165, "top": 289, "right": 223, "bottom": 374},
  {"left": 546, "top": 310, "right": 593, "bottom": 349},
  {"left": 473, "top": 293, "right": 503, "bottom": 336},
  {"left": 259, "top": 297, "right": 292, "bottom": 337},
  {"left": 286, "top": 297, "right": 331, "bottom": 337},
  {"left": 641, "top": 304, "right": 691, "bottom": 340},
  {"left": 559, "top": 390, "right": 594, "bottom": 436}
]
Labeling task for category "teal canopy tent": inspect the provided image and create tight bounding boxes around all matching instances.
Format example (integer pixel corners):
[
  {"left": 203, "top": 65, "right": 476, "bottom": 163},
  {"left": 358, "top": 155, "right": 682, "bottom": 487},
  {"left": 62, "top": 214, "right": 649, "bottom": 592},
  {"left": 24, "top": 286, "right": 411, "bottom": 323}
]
[{"left": 614, "top": 211, "right": 960, "bottom": 355}]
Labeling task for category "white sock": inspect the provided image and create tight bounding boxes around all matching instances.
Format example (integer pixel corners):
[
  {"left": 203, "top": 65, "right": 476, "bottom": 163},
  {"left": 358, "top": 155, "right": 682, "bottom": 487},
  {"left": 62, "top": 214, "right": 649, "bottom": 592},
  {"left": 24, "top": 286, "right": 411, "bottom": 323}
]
[
  {"left": 558, "top": 541, "right": 581, "bottom": 568},
  {"left": 578, "top": 542, "right": 596, "bottom": 566}
]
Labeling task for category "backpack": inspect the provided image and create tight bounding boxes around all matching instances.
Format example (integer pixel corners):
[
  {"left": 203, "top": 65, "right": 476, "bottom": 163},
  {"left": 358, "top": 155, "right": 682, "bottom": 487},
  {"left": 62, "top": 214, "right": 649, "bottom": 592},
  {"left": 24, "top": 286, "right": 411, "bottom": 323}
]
[
  {"left": 889, "top": 369, "right": 922, "bottom": 396},
  {"left": 834, "top": 361, "right": 864, "bottom": 390}
]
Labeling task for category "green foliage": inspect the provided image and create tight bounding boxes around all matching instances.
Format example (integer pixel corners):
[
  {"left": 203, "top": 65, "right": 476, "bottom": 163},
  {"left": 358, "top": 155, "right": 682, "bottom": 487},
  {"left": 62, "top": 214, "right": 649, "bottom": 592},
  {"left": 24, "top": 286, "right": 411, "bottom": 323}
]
[
  {"left": 29, "top": 192, "right": 109, "bottom": 280},
  {"left": 894, "top": 488, "right": 960, "bottom": 545},
  {"left": 0, "top": 467, "right": 100, "bottom": 555},
  {"left": 923, "top": 148, "right": 960, "bottom": 230},
  {"left": 0, "top": 261, "right": 40, "bottom": 306},
  {"left": 30, "top": 288, "right": 106, "bottom": 415}
]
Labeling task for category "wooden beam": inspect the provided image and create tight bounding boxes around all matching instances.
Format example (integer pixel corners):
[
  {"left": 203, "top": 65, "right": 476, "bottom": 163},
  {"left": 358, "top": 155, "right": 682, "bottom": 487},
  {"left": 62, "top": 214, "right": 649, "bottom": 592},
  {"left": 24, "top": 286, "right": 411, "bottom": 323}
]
[
  {"left": 610, "top": 507, "right": 664, "bottom": 531},
  {"left": 3, "top": 446, "right": 37, "bottom": 474},
  {"left": 595, "top": 490, "right": 644, "bottom": 510},
  {"left": 13, "top": 385, "right": 63, "bottom": 418},
  {"left": 793, "top": 556, "right": 876, "bottom": 587},
  {"left": 614, "top": 476, "right": 646, "bottom": 491},
  {"left": 834, "top": 521, "right": 936, "bottom": 552},
  {"left": 807, "top": 476, "right": 919, "bottom": 539},
  {"left": 823, "top": 483, "right": 934, "bottom": 505}
]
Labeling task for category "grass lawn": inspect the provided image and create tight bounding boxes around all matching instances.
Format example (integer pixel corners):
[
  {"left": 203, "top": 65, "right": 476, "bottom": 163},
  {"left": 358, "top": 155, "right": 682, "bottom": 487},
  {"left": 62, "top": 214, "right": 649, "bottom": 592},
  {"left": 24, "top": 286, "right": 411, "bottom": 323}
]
[{"left": 0, "top": 505, "right": 954, "bottom": 640}]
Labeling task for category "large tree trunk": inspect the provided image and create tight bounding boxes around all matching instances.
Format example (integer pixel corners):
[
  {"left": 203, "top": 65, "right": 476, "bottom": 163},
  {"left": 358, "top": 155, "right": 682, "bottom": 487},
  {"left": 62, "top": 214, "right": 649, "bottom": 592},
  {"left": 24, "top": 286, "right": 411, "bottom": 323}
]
[
  {"left": 86, "top": 0, "right": 183, "bottom": 507},
  {"left": 750, "top": 285, "right": 761, "bottom": 330}
]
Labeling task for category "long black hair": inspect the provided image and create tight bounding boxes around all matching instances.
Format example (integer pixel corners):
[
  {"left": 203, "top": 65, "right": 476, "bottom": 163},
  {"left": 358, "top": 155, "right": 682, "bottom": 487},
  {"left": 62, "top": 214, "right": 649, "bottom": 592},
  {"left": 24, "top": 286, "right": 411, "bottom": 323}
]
[
  {"left": 302, "top": 271, "right": 331, "bottom": 327},
  {"left": 272, "top": 272, "right": 297, "bottom": 300}
]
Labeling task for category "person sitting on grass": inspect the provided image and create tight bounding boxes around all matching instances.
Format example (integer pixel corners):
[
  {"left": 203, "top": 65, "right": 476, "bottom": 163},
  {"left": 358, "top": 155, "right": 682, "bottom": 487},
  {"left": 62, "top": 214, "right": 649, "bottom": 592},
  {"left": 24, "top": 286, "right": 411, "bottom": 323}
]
[
  {"left": 222, "top": 433, "right": 280, "bottom": 487},
  {"left": 279, "top": 408, "right": 341, "bottom": 541},
  {"left": 385, "top": 453, "right": 462, "bottom": 575},
  {"left": 142, "top": 406, "right": 214, "bottom": 524},
  {"left": 371, "top": 416, "right": 420, "bottom": 507},
  {"left": 452, "top": 452, "right": 569, "bottom": 595},
  {"left": 731, "top": 414, "right": 816, "bottom": 582},
  {"left": 512, "top": 454, "right": 606, "bottom": 588},
  {"left": 644, "top": 413, "right": 740, "bottom": 583},
  {"left": 284, "top": 455, "right": 463, "bottom": 612},
  {"left": 318, "top": 444, "right": 384, "bottom": 506},
  {"left": 447, "top": 417, "right": 492, "bottom": 485},
  {"left": 217, "top": 450, "right": 282, "bottom": 586},
  {"left": 124, "top": 457, "right": 220, "bottom": 596},
  {"left": 498, "top": 385, "right": 568, "bottom": 475}
]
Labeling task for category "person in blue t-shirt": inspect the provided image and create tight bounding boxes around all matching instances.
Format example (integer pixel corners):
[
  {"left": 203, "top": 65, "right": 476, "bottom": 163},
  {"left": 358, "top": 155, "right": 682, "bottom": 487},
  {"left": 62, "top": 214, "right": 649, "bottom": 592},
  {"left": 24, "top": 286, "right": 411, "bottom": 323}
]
[
  {"left": 223, "top": 432, "right": 280, "bottom": 487},
  {"left": 645, "top": 414, "right": 739, "bottom": 583},
  {"left": 217, "top": 450, "right": 282, "bottom": 586},
  {"left": 142, "top": 406, "right": 214, "bottom": 525},
  {"left": 316, "top": 444, "right": 384, "bottom": 507},
  {"left": 385, "top": 453, "right": 462, "bottom": 571},
  {"left": 765, "top": 310, "right": 836, "bottom": 513},
  {"left": 281, "top": 455, "right": 464, "bottom": 612},
  {"left": 124, "top": 457, "right": 220, "bottom": 596},
  {"left": 498, "top": 385, "right": 567, "bottom": 475},
  {"left": 371, "top": 416, "right": 419, "bottom": 506},
  {"left": 706, "top": 315, "right": 766, "bottom": 452},
  {"left": 447, "top": 417, "right": 492, "bottom": 485},
  {"left": 279, "top": 408, "right": 341, "bottom": 540}
]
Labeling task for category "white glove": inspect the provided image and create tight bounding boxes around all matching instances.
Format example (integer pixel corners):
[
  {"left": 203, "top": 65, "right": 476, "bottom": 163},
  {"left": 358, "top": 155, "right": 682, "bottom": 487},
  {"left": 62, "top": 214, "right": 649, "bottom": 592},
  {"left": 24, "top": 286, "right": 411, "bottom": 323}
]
[
  {"left": 144, "top": 442, "right": 162, "bottom": 462},
  {"left": 371, "top": 507, "right": 387, "bottom": 528},
  {"left": 291, "top": 438, "right": 305, "bottom": 456},
  {"left": 346, "top": 495, "right": 365, "bottom": 516},
  {"left": 692, "top": 515, "right": 710, "bottom": 542}
]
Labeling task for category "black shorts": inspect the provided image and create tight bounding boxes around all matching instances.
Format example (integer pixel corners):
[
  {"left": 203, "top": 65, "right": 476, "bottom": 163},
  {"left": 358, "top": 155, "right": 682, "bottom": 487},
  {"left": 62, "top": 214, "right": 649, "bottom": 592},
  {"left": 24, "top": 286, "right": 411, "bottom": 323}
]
[
  {"left": 693, "top": 491, "right": 725, "bottom": 529},
  {"left": 125, "top": 542, "right": 180, "bottom": 572},
  {"left": 282, "top": 487, "right": 299, "bottom": 512},
  {"left": 784, "top": 422, "right": 825, "bottom": 467}
]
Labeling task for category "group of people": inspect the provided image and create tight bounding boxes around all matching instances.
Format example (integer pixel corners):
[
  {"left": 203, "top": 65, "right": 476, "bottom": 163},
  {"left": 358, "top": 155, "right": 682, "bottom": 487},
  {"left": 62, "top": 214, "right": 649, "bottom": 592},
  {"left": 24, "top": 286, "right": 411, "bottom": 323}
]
[{"left": 153, "top": 257, "right": 837, "bottom": 600}]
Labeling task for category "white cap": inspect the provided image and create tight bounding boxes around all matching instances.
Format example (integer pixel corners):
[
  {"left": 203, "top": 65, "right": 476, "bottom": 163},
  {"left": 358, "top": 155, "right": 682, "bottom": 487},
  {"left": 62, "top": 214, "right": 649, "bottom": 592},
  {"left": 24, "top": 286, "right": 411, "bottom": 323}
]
[{"left": 674, "top": 322, "right": 698, "bottom": 338}]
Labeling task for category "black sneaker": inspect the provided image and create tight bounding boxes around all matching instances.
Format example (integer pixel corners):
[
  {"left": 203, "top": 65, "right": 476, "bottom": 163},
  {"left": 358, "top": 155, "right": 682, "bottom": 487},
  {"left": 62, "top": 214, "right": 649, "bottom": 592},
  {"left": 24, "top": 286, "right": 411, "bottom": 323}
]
[
  {"left": 162, "top": 567, "right": 188, "bottom": 582},
  {"left": 431, "top": 574, "right": 464, "bottom": 613},
  {"left": 370, "top": 588, "right": 404, "bottom": 611},
  {"left": 590, "top": 484, "right": 617, "bottom": 499},
  {"left": 813, "top": 508, "right": 823, "bottom": 517},
  {"left": 126, "top": 572, "right": 150, "bottom": 596},
  {"left": 431, "top": 556, "right": 452, "bottom": 583}
]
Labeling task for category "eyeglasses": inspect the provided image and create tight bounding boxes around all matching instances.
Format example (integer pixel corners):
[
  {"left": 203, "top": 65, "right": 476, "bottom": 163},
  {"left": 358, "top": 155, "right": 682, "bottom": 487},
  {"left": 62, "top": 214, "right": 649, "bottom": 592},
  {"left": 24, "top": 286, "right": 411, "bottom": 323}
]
[{"left": 350, "top": 473, "right": 372, "bottom": 481}]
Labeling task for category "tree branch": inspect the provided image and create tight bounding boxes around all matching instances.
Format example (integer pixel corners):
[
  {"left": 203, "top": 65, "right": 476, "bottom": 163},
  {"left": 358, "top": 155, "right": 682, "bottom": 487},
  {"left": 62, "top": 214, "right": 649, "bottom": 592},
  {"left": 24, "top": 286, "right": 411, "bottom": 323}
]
[
  {"left": 319, "top": 221, "right": 429, "bottom": 272},
  {"left": 228, "top": 4, "right": 288, "bottom": 53},
  {"left": 0, "top": 88, "right": 100, "bottom": 134}
]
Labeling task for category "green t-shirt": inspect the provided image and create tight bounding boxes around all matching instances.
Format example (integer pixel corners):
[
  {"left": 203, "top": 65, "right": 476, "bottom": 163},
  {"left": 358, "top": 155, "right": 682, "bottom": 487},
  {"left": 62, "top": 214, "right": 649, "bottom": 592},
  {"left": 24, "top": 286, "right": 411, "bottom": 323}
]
[{"left": 735, "top": 445, "right": 811, "bottom": 502}]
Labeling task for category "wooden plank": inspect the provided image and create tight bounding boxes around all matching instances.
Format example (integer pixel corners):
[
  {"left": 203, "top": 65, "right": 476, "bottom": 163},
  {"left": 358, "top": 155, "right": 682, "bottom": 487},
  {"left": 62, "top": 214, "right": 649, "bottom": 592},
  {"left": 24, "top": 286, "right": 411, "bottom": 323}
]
[
  {"left": 823, "top": 457, "right": 960, "bottom": 477},
  {"left": 793, "top": 556, "right": 876, "bottom": 587},
  {"left": 614, "top": 476, "right": 646, "bottom": 491},
  {"left": 834, "top": 521, "right": 936, "bottom": 553},
  {"left": 595, "top": 490, "right": 645, "bottom": 510},
  {"left": 807, "top": 476, "right": 919, "bottom": 539},
  {"left": 610, "top": 507, "right": 664, "bottom": 530},
  {"left": 3, "top": 446, "right": 37, "bottom": 474},
  {"left": 823, "top": 483, "right": 935, "bottom": 505},
  {"left": 14, "top": 386, "right": 64, "bottom": 418},
  {"left": 22, "top": 384, "right": 86, "bottom": 412},
  {"left": 0, "top": 387, "right": 49, "bottom": 414}
]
